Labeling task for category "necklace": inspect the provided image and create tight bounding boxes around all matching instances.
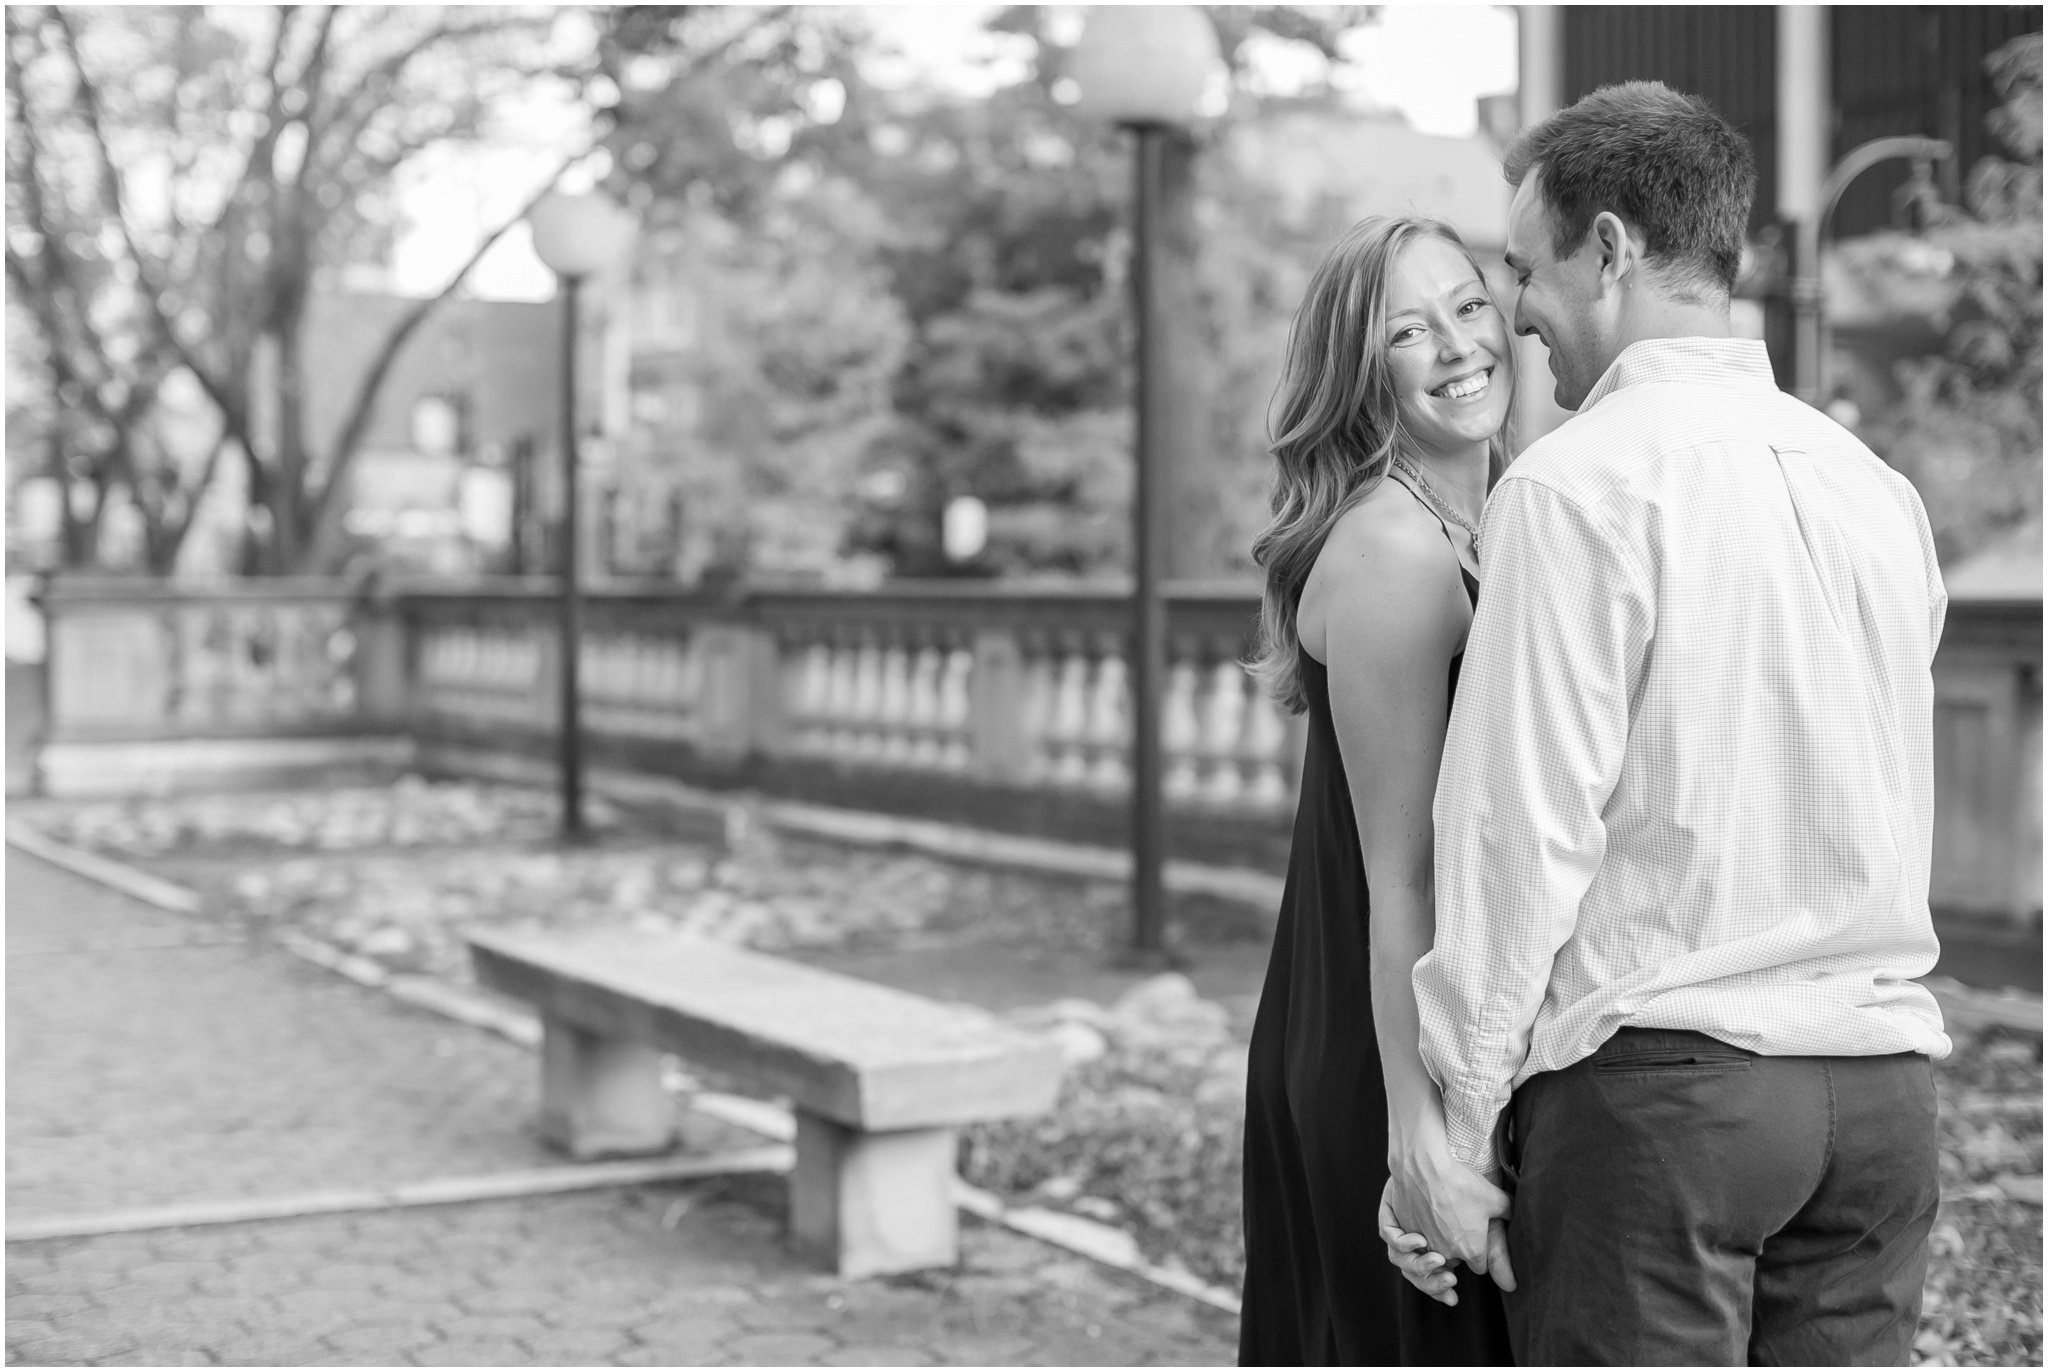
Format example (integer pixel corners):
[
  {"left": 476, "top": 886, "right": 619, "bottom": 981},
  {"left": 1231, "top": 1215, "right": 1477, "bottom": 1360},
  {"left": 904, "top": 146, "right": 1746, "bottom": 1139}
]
[{"left": 1389, "top": 453, "right": 1482, "bottom": 560}]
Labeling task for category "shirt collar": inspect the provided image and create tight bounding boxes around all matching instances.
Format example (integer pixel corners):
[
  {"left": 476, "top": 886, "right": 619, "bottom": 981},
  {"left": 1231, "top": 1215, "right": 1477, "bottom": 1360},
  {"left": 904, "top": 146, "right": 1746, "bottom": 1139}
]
[{"left": 1578, "top": 336, "right": 1778, "bottom": 413}]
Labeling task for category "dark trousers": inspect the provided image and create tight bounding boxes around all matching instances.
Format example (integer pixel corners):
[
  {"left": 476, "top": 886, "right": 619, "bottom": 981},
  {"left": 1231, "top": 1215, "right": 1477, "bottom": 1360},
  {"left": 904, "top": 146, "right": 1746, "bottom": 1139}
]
[{"left": 1502, "top": 1027, "right": 1940, "bottom": 1366}]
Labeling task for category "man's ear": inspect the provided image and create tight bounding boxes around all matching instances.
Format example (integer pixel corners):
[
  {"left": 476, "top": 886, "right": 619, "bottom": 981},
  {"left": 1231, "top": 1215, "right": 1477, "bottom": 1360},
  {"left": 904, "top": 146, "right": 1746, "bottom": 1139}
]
[{"left": 1590, "top": 211, "right": 1636, "bottom": 287}]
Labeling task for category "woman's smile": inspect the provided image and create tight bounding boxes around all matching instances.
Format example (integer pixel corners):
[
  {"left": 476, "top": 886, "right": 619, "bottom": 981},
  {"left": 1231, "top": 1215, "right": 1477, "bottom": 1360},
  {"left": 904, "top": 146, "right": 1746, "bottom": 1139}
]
[{"left": 1432, "top": 366, "right": 1495, "bottom": 401}]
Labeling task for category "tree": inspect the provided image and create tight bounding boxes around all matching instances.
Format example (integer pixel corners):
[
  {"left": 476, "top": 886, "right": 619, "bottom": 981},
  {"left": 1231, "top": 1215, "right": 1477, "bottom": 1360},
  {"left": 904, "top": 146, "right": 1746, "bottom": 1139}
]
[
  {"left": 597, "top": 5, "right": 1381, "bottom": 584},
  {"left": 7, "top": 6, "right": 567, "bottom": 575},
  {"left": 1862, "top": 32, "right": 2042, "bottom": 561},
  {"left": 846, "top": 6, "right": 1379, "bottom": 580}
]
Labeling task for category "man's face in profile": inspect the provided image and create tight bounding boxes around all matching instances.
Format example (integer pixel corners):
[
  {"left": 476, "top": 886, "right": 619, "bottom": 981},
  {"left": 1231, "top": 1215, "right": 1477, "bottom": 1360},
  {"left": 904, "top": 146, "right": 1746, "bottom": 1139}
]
[{"left": 1504, "top": 175, "right": 1605, "bottom": 412}]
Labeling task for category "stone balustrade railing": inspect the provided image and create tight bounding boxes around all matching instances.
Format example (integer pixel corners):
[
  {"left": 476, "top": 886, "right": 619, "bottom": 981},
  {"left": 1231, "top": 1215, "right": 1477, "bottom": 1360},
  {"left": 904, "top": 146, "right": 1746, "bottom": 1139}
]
[
  {"left": 26, "top": 575, "right": 2041, "bottom": 924},
  {"left": 400, "top": 581, "right": 1304, "bottom": 819}
]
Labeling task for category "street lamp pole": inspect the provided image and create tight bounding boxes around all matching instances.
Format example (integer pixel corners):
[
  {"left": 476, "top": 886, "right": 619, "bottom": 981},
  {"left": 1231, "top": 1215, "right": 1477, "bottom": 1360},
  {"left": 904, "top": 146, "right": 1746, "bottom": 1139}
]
[
  {"left": 1128, "top": 123, "right": 1170, "bottom": 961},
  {"left": 1070, "top": 6, "right": 1219, "bottom": 965},
  {"left": 528, "top": 191, "right": 637, "bottom": 845},
  {"left": 556, "top": 271, "right": 587, "bottom": 842},
  {"left": 1791, "top": 136, "right": 1952, "bottom": 407}
]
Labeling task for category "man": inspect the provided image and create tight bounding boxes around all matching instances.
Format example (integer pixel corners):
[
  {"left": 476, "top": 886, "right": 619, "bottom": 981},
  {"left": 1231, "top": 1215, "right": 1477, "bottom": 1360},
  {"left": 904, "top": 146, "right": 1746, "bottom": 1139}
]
[{"left": 1412, "top": 81, "right": 1952, "bottom": 1364}]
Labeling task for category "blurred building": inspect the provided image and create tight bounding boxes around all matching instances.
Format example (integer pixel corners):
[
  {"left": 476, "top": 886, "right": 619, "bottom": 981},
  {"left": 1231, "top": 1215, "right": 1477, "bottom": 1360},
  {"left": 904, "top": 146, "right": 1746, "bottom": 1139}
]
[
  {"left": 1227, "top": 114, "right": 1510, "bottom": 251},
  {"left": 291, "top": 293, "right": 560, "bottom": 577},
  {"left": 1517, "top": 5, "right": 2043, "bottom": 400}
]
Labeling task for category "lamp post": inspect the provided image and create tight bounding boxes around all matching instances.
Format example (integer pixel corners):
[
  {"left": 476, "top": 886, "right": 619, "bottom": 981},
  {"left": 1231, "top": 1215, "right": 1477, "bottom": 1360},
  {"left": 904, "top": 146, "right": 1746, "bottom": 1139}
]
[
  {"left": 528, "top": 191, "right": 637, "bottom": 843},
  {"left": 1070, "top": 6, "right": 1221, "bottom": 964},
  {"left": 1790, "top": 136, "right": 1951, "bottom": 407}
]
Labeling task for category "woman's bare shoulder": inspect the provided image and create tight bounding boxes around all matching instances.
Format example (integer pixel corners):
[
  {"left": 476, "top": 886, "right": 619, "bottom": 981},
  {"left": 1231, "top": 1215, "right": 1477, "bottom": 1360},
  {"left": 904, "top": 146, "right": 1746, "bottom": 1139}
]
[
  {"left": 1312, "top": 482, "right": 1459, "bottom": 602},
  {"left": 1298, "top": 480, "right": 1462, "bottom": 661}
]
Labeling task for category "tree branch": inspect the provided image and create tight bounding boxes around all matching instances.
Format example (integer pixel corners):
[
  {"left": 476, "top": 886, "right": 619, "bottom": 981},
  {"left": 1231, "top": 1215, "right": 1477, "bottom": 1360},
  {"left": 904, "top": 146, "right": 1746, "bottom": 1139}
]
[
  {"left": 52, "top": 8, "right": 260, "bottom": 467},
  {"left": 298, "top": 145, "right": 595, "bottom": 557}
]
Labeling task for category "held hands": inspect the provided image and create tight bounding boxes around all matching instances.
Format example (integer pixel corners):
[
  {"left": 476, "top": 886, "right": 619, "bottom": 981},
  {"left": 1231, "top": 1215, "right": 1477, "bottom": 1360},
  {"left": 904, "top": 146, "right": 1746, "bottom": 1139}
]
[{"left": 1377, "top": 1146, "right": 1517, "bottom": 1304}]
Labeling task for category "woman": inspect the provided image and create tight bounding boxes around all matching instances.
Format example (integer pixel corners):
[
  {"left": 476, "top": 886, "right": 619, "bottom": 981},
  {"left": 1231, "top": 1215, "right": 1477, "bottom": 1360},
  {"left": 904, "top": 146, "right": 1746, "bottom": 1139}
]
[{"left": 1238, "top": 215, "right": 1517, "bottom": 1366}]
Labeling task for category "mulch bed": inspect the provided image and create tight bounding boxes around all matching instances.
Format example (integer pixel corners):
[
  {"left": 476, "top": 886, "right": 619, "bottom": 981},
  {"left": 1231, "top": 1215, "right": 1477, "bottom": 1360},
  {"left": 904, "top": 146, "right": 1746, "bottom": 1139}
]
[{"left": 18, "top": 779, "right": 2040, "bottom": 1363}]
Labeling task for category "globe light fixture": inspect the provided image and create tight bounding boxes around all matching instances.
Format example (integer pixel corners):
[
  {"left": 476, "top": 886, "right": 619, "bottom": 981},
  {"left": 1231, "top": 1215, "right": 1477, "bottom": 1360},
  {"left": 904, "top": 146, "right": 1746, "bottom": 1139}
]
[
  {"left": 1068, "top": 5, "right": 1220, "bottom": 127},
  {"left": 529, "top": 192, "right": 639, "bottom": 281},
  {"left": 942, "top": 495, "right": 989, "bottom": 564},
  {"left": 528, "top": 190, "right": 637, "bottom": 843},
  {"left": 1068, "top": 6, "right": 1221, "bottom": 965}
]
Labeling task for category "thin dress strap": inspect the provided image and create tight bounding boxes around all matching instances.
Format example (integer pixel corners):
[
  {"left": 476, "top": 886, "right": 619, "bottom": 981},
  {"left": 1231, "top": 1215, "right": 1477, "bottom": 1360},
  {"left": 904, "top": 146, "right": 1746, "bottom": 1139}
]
[{"left": 1386, "top": 470, "right": 1480, "bottom": 604}]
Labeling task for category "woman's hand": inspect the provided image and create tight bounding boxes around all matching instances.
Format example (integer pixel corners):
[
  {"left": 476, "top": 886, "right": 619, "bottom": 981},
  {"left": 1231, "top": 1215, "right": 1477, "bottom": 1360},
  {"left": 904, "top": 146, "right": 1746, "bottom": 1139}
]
[
  {"left": 1385, "top": 1138, "right": 1516, "bottom": 1285},
  {"left": 1378, "top": 1182, "right": 1458, "bottom": 1304}
]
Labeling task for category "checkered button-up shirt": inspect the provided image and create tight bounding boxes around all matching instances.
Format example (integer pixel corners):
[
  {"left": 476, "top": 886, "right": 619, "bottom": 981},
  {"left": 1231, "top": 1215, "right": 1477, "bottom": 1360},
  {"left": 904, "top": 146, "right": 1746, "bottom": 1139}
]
[{"left": 1416, "top": 336, "right": 1952, "bottom": 1176}]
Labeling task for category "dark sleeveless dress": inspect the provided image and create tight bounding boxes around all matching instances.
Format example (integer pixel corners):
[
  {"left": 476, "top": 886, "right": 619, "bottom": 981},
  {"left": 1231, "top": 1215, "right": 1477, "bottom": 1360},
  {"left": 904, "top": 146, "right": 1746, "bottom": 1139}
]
[{"left": 1239, "top": 535, "right": 1513, "bottom": 1367}]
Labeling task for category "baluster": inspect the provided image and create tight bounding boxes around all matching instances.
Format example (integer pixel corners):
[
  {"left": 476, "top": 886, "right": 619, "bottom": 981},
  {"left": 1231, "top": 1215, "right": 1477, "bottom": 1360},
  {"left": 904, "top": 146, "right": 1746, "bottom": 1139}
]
[
  {"left": 907, "top": 644, "right": 944, "bottom": 767},
  {"left": 1162, "top": 658, "right": 1203, "bottom": 801},
  {"left": 589, "top": 634, "right": 610, "bottom": 704},
  {"left": 824, "top": 637, "right": 861, "bottom": 755},
  {"left": 878, "top": 640, "right": 913, "bottom": 762},
  {"left": 849, "top": 636, "right": 885, "bottom": 756},
  {"left": 676, "top": 638, "right": 705, "bottom": 725},
  {"left": 607, "top": 637, "right": 629, "bottom": 705},
  {"left": 1048, "top": 644, "right": 1092, "bottom": 786},
  {"left": 1240, "top": 680, "right": 1292, "bottom": 808},
  {"left": 1201, "top": 660, "right": 1249, "bottom": 805},
  {"left": 618, "top": 636, "right": 642, "bottom": 707},
  {"left": 1085, "top": 645, "right": 1129, "bottom": 791},
  {"left": 792, "top": 639, "right": 831, "bottom": 751},
  {"left": 938, "top": 645, "right": 974, "bottom": 769},
  {"left": 628, "top": 637, "right": 656, "bottom": 731}
]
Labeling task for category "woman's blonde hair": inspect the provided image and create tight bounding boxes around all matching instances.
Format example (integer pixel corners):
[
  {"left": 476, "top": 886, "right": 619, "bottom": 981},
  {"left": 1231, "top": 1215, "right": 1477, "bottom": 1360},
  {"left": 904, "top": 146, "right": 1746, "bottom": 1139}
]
[{"left": 1246, "top": 214, "right": 1513, "bottom": 715}]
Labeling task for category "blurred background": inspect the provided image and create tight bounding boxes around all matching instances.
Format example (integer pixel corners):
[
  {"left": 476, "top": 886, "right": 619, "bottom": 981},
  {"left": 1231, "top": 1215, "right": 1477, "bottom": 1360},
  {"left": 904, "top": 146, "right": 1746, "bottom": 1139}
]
[
  {"left": 7, "top": 3, "right": 2038, "bottom": 943},
  {"left": 3, "top": 9, "right": 2039, "bottom": 1364},
  {"left": 8, "top": 6, "right": 2034, "bottom": 585}
]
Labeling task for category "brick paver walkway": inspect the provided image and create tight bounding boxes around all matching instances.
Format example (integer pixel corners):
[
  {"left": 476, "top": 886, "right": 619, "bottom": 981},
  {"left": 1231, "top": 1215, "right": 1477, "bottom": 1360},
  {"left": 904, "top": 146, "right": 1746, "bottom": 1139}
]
[{"left": 6, "top": 852, "right": 1236, "bottom": 1365}]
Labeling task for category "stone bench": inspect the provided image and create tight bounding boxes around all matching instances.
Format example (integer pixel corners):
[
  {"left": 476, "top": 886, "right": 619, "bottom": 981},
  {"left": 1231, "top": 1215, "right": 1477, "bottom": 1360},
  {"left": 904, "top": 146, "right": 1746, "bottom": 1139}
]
[{"left": 467, "top": 927, "right": 1065, "bottom": 1277}]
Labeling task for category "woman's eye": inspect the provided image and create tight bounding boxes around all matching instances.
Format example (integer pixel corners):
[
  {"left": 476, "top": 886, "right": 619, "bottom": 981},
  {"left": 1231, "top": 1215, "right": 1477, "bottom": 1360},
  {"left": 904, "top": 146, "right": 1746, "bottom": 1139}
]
[
  {"left": 1460, "top": 299, "right": 1488, "bottom": 315},
  {"left": 1391, "top": 327, "right": 1422, "bottom": 345}
]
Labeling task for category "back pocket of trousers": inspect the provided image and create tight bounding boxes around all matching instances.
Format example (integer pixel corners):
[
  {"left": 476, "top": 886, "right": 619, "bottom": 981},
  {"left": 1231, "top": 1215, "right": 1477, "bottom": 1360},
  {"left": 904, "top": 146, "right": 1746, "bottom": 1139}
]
[{"left": 1590, "top": 1048, "right": 1752, "bottom": 1075}]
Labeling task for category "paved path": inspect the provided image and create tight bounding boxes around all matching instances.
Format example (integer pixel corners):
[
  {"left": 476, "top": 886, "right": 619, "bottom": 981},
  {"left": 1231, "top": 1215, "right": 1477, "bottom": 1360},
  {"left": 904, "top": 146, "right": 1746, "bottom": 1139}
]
[{"left": 6, "top": 852, "right": 1236, "bottom": 1365}]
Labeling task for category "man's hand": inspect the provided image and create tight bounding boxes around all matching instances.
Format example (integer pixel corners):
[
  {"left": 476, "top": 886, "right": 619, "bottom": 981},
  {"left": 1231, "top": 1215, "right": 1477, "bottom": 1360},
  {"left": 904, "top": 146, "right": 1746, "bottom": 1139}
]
[{"left": 1385, "top": 1142, "right": 1515, "bottom": 1283}]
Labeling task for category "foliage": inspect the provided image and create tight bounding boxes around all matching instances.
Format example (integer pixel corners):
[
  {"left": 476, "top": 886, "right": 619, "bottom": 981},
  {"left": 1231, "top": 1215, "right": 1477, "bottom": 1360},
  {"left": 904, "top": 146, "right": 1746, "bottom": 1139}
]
[
  {"left": 1861, "top": 34, "right": 2043, "bottom": 562},
  {"left": 601, "top": 6, "right": 1381, "bottom": 582},
  {"left": 1918, "top": 1024, "right": 2044, "bottom": 1366},
  {"left": 629, "top": 179, "right": 911, "bottom": 581},
  {"left": 6, "top": 5, "right": 562, "bottom": 574},
  {"left": 962, "top": 983, "right": 1249, "bottom": 1288}
]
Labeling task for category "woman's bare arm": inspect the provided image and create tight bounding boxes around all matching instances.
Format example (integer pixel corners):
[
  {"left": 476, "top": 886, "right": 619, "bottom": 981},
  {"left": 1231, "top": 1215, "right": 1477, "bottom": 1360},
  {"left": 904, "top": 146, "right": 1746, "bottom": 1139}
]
[{"left": 1310, "top": 497, "right": 1511, "bottom": 1281}]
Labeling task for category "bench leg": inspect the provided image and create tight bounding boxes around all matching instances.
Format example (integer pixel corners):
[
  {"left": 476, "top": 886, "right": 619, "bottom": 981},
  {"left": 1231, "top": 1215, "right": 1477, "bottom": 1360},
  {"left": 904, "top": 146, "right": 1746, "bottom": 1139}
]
[
  {"left": 790, "top": 1110, "right": 957, "bottom": 1278},
  {"left": 538, "top": 1014, "right": 676, "bottom": 1159}
]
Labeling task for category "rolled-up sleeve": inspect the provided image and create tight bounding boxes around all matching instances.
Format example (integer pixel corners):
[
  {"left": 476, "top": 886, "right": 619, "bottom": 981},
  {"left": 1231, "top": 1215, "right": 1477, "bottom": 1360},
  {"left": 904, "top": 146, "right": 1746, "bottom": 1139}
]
[{"left": 1414, "top": 475, "right": 1651, "bottom": 1174}]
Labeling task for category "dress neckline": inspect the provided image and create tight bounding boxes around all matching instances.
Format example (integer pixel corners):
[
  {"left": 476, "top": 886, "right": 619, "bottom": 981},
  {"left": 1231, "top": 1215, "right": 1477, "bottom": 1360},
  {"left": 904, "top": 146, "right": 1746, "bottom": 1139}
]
[{"left": 1385, "top": 465, "right": 1481, "bottom": 587}]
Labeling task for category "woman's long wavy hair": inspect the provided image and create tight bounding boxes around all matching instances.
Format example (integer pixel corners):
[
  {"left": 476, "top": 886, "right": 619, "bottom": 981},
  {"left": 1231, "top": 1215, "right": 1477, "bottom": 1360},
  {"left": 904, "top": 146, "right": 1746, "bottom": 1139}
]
[{"left": 1247, "top": 214, "right": 1514, "bottom": 715}]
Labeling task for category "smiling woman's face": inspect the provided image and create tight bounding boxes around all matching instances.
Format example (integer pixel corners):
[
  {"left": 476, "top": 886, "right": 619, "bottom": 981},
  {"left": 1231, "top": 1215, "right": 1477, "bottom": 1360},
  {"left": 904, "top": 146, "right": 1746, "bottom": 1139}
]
[{"left": 1382, "top": 236, "right": 1514, "bottom": 461}]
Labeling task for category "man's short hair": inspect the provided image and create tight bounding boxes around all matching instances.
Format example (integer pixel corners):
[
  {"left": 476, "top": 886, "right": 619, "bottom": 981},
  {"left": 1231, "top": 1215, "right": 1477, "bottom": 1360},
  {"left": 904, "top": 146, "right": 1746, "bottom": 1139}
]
[{"left": 1503, "top": 81, "right": 1756, "bottom": 299}]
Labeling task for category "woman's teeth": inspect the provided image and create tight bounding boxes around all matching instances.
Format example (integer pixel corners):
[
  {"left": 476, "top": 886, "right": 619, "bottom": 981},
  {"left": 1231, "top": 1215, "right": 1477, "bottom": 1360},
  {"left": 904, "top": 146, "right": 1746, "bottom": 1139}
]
[{"left": 1435, "top": 371, "right": 1490, "bottom": 400}]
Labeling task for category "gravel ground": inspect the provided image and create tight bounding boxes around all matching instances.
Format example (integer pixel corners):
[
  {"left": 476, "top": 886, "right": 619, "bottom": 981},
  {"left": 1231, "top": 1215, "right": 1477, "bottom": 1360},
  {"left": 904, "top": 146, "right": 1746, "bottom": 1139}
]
[{"left": 18, "top": 778, "right": 2040, "bottom": 1364}]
